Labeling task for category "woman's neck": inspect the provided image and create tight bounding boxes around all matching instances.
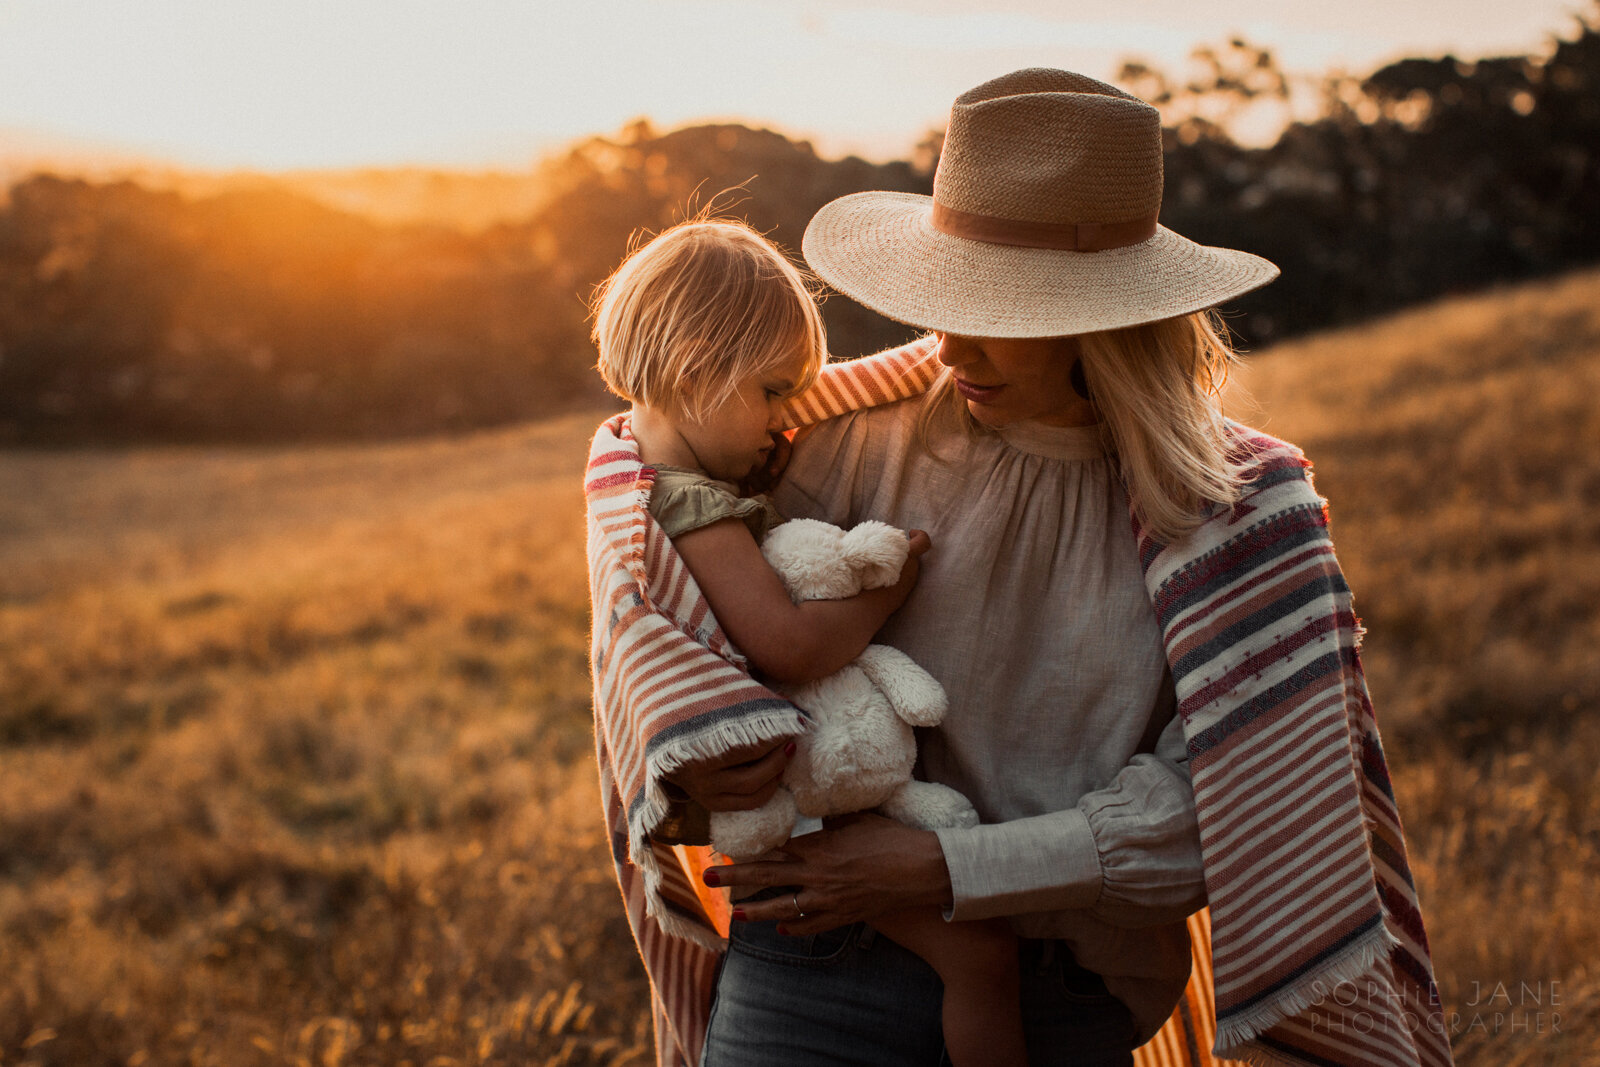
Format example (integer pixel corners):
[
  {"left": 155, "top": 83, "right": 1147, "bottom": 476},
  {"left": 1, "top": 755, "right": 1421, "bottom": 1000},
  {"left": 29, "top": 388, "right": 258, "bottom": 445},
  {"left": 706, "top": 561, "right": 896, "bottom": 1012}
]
[{"left": 1030, "top": 394, "right": 1098, "bottom": 428}]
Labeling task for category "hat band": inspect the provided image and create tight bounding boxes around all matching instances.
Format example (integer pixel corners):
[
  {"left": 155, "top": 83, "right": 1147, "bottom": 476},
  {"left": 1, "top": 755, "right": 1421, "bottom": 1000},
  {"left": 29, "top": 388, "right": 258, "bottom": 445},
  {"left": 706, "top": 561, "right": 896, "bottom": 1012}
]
[{"left": 932, "top": 201, "right": 1159, "bottom": 252}]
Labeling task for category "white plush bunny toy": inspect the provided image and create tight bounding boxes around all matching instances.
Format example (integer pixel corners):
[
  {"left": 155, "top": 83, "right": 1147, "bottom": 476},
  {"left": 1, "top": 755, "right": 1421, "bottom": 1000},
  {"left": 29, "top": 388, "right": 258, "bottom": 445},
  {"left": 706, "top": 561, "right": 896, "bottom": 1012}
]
[{"left": 709, "top": 518, "right": 980, "bottom": 861}]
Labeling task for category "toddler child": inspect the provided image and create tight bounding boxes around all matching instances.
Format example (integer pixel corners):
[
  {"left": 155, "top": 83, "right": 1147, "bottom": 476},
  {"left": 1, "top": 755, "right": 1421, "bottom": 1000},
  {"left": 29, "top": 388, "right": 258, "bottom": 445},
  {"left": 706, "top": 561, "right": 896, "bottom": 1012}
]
[{"left": 591, "top": 218, "right": 1026, "bottom": 1066}]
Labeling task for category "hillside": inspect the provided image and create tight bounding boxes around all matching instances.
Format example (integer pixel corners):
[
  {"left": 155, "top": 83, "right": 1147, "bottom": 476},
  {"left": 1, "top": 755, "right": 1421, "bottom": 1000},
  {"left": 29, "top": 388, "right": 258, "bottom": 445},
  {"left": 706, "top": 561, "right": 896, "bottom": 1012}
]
[
  {"left": 2, "top": 269, "right": 1598, "bottom": 1064},
  {"left": 5, "top": 16, "right": 1599, "bottom": 447}
]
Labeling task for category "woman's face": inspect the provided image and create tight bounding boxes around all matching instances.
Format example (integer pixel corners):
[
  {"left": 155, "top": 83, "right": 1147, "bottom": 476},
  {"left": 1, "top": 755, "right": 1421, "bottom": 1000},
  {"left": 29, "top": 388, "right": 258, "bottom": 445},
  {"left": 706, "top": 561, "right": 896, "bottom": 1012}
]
[{"left": 934, "top": 333, "right": 1093, "bottom": 428}]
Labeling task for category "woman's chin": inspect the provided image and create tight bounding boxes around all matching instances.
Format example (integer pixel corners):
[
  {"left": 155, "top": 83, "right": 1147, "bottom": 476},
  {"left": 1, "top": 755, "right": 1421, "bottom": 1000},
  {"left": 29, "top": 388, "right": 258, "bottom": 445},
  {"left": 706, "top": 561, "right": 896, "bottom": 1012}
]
[{"left": 965, "top": 400, "right": 1012, "bottom": 428}]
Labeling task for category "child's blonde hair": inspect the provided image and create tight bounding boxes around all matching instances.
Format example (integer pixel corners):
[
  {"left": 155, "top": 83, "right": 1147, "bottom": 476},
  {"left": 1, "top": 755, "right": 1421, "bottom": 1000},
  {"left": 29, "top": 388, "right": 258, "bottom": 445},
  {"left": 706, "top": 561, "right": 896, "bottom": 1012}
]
[
  {"left": 917, "top": 310, "right": 1249, "bottom": 545},
  {"left": 592, "top": 219, "right": 827, "bottom": 421}
]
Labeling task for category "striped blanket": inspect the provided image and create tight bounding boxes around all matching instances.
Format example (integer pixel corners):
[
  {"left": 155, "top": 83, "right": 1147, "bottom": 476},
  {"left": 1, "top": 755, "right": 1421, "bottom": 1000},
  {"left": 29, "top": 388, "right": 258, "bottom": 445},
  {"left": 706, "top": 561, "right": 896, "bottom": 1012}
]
[{"left": 584, "top": 337, "right": 1452, "bottom": 1067}]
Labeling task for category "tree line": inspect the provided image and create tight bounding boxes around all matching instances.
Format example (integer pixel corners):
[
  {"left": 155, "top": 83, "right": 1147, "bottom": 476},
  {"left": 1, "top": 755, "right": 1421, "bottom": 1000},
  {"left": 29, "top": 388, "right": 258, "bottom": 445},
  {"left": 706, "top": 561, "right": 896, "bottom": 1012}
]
[{"left": 0, "top": 15, "right": 1595, "bottom": 445}]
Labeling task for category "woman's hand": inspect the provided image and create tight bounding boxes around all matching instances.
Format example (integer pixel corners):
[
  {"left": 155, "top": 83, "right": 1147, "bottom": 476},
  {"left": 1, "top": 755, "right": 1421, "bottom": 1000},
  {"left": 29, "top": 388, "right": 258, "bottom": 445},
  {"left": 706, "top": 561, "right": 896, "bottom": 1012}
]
[
  {"left": 705, "top": 813, "right": 953, "bottom": 936},
  {"left": 665, "top": 737, "right": 797, "bottom": 812}
]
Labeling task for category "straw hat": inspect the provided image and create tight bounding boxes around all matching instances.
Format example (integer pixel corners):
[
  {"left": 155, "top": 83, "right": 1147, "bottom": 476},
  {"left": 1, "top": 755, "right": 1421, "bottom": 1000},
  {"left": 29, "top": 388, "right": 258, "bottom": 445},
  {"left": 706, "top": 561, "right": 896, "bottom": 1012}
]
[{"left": 802, "top": 68, "right": 1279, "bottom": 338}]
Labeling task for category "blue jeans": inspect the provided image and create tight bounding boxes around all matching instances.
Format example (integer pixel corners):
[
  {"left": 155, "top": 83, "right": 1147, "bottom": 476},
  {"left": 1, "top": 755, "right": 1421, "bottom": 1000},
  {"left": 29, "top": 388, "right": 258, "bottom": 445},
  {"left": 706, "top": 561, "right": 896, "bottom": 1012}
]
[{"left": 702, "top": 911, "right": 1139, "bottom": 1067}]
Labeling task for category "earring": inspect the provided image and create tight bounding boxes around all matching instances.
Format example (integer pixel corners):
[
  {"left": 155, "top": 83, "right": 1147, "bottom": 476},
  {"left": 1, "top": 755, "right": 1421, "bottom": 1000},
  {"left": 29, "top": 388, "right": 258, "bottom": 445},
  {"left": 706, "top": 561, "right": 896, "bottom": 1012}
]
[{"left": 1070, "top": 359, "right": 1091, "bottom": 401}]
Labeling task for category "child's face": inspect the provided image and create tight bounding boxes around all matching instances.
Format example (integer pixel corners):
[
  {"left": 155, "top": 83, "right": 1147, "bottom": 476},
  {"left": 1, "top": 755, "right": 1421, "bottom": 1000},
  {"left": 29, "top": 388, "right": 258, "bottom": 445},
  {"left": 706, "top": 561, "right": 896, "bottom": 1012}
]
[{"left": 677, "top": 349, "right": 809, "bottom": 483}]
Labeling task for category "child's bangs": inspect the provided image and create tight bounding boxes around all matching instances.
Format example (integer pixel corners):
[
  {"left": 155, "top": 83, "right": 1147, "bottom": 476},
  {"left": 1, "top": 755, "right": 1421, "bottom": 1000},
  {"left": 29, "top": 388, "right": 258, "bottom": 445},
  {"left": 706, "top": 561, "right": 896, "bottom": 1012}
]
[{"left": 756, "top": 292, "right": 827, "bottom": 397}]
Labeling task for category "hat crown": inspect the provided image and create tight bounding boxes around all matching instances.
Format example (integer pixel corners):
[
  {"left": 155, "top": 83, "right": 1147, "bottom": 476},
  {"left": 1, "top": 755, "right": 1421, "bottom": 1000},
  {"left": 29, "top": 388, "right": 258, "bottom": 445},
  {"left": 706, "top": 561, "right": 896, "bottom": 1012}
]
[{"left": 933, "top": 68, "right": 1164, "bottom": 227}]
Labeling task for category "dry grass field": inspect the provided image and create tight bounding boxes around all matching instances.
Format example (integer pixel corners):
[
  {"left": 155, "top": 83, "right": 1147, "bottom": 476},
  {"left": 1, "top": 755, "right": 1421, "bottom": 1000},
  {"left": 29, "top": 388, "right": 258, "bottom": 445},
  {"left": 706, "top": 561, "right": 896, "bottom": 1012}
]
[
  {"left": 0, "top": 417, "right": 651, "bottom": 1065},
  {"left": 2, "top": 267, "right": 1598, "bottom": 1065}
]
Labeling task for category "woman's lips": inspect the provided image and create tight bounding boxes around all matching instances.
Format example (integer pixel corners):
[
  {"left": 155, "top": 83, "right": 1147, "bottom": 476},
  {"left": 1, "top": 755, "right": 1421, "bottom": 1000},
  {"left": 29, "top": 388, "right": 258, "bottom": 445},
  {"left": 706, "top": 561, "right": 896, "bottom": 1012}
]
[{"left": 954, "top": 377, "right": 1005, "bottom": 403}]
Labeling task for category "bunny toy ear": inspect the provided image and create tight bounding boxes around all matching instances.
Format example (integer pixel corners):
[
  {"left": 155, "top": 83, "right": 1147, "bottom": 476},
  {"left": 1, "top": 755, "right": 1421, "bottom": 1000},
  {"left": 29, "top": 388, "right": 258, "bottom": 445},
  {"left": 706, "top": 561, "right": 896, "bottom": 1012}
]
[{"left": 838, "top": 521, "right": 910, "bottom": 591}]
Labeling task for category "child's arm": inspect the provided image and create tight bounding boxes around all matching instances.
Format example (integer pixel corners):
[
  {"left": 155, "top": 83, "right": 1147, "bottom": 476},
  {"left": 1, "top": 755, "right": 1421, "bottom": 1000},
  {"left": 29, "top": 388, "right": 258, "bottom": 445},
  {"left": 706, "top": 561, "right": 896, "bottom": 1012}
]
[{"left": 674, "top": 518, "right": 930, "bottom": 684}]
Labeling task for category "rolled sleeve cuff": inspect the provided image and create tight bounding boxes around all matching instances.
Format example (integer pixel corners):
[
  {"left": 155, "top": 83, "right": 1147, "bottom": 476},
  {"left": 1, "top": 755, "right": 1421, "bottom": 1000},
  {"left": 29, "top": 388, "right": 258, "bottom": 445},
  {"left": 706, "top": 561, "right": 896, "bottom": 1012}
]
[{"left": 934, "top": 807, "right": 1103, "bottom": 922}]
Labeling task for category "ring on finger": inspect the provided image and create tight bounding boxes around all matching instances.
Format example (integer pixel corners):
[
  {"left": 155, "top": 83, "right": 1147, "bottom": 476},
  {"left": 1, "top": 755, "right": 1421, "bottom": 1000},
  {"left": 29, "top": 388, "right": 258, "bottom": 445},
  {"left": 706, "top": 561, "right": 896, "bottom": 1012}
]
[{"left": 791, "top": 891, "right": 806, "bottom": 919}]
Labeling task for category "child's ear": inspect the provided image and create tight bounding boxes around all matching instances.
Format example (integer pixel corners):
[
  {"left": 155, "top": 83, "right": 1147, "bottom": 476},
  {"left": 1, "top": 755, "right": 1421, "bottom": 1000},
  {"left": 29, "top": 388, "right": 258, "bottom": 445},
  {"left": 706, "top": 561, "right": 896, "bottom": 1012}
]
[{"left": 838, "top": 521, "right": 910, "bottom": 591}]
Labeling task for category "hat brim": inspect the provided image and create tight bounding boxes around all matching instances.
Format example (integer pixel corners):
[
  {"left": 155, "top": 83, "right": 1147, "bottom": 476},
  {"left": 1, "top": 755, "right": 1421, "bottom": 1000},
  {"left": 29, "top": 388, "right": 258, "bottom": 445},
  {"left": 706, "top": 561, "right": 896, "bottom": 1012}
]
[{"left": 802, "top": 192, "right": 1279, "bottom": 338}]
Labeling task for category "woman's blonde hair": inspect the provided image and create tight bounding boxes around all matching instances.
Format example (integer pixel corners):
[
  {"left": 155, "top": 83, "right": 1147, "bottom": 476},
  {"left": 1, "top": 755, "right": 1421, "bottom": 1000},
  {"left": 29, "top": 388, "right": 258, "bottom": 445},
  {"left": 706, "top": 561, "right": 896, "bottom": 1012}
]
[
  {"left": 917, "top": 310, "right": 1248, "bottom": 544},
  {"left": 591, "top": 219, "right": 827, "bottom": 421}
]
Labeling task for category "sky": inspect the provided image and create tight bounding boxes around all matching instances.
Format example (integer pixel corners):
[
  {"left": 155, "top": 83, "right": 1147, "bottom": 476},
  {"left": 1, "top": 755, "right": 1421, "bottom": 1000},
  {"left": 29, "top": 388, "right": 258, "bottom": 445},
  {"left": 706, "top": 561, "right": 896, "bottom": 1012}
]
[{"left": 0, "top": 0, "right": 1589, "bottom": 171}]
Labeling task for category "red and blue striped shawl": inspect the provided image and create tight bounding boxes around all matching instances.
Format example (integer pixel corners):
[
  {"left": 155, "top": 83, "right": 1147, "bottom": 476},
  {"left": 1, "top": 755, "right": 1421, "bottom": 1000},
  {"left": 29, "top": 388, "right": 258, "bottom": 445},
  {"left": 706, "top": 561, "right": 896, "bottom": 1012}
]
[{"left": 583, "top": 336, "right": 1451, "bottom": 1067}]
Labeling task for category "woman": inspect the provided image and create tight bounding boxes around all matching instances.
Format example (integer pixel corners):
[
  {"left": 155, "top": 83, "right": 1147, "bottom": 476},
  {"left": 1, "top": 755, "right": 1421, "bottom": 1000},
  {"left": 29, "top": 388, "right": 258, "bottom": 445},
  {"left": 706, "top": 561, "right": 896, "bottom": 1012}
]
[{"left": 585, "top": 69, "right": 1450, "bottom": 1067}]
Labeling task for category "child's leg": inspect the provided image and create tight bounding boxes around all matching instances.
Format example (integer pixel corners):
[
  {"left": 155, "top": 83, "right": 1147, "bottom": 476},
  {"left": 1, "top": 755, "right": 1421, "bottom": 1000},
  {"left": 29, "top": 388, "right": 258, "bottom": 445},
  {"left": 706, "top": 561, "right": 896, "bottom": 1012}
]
[
  {"left": 872, "top": 907, "right": 1028, "bottom": 1067},
  {"left": 935, "top": 920, "right": 1027, "bottom": 1067}
]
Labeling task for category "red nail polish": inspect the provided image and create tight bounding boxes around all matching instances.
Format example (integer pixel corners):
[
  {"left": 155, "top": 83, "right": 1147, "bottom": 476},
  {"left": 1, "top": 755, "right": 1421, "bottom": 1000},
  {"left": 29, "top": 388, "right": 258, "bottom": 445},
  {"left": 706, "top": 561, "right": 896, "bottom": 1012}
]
[
  {"left": 731, "top": 908, "right": 747, "bottom": 922},
  {"left": 775, "top": 924, "right": 790, "bottom": 936},
  {"left": 784, "top": 740, "right": 797, "bottom": 757},
  {"left": 702, "top": 868, "right": 722, "bottom": 887}
]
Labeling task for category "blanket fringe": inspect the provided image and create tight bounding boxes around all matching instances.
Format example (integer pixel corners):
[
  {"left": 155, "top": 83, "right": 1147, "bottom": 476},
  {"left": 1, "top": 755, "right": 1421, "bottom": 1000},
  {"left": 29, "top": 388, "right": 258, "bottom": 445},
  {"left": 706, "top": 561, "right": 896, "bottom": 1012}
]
[
  {"left": 627, "top": 711, "right": 806, "bottom": 947},
  {"left": 630, "top": 834, "right": 727, "bottom": 953},
  {"left": 650, "top": 884, "right": 728, "bottom": 953},
  {"left": 1214, "top": 922, "right": 1400, "bottom": 1060},
  {"left": 632, "top": 710, "right": 809, "bottom": 859},
  {"left": 646, "top": 712, "right": 808, "bottom": 785}
]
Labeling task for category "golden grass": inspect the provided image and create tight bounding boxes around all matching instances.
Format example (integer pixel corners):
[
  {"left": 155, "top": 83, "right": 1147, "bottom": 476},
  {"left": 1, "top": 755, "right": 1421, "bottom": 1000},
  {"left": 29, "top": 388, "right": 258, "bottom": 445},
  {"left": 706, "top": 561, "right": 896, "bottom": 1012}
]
[
  {"left": 0, "top": 413, "right": 652, "bottom": 1065},
  {"left": 2, "top": 269, "right": 1597, "bottom": 1065}
]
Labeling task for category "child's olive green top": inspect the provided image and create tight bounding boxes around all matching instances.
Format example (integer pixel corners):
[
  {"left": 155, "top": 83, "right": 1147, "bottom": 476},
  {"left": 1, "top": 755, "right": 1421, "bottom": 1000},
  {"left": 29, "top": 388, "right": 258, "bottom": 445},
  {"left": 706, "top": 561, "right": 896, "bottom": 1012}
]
[{"left": 646, "top": 464, "right": 784, "bottom": 544}]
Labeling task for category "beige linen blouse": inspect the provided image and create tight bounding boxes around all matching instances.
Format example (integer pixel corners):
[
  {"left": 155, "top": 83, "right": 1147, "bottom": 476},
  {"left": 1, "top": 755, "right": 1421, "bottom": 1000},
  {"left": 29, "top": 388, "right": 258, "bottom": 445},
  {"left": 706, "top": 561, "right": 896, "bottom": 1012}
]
[{"left": 773, "top": 397, "right": 1205, "bottom": 1042}]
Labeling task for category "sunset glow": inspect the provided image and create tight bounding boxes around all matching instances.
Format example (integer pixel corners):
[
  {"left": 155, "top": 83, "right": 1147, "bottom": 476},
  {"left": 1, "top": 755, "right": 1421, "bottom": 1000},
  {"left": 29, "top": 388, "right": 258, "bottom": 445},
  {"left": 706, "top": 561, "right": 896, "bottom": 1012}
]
[{"left": 0, "top": 0, "right": 1586, "bottom": 170}]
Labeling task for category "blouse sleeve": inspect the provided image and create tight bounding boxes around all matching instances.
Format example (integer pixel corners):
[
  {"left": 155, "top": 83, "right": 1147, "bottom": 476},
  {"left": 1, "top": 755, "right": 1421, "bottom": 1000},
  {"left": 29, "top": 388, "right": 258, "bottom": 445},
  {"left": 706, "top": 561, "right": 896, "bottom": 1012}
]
[{"left": 933, "top": 712, "right": 1206, "bottom": 928}]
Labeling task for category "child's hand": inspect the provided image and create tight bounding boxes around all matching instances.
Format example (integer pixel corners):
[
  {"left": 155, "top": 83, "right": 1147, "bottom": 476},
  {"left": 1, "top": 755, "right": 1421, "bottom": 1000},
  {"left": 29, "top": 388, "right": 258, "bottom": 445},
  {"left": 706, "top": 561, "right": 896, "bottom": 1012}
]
[
  {"left": 892, "top": 529, "right": 932, "bottom": 594},
  {"left": 738, "top": 430, "right": 793, "bottom": 497}
]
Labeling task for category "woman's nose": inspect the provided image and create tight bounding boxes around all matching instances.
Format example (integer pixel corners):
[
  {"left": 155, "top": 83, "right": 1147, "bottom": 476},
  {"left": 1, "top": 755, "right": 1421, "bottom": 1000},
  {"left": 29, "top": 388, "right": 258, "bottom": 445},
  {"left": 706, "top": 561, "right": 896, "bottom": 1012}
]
[{"left": 936, "top": 334, "right": 976, "bottom": 367}]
